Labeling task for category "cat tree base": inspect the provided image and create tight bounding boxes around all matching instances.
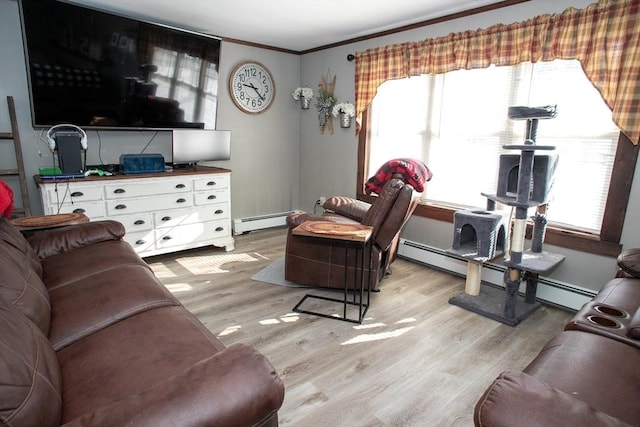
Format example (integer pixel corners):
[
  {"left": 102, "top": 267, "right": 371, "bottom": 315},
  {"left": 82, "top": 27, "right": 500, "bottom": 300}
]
[{"left": 449, "top": 284, "right": 541, "bottom": 326}]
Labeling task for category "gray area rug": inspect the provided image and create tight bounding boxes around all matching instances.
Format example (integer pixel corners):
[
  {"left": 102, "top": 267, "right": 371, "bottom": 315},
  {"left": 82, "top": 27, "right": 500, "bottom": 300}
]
[{"left": 251, "top": 257, "right": 307, "bottom": 288}]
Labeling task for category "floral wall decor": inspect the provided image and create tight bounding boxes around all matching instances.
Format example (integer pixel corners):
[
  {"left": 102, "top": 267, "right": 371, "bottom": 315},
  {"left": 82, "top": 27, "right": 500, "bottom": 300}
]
[
  {"left": 292, "top": 86, "right": 314, "bottom": 109},
  {"left": 332, "top": 102, "right": 355, "bottom": 128},
  {"left": 316, "top": 71, "right": 337, "bottom": 134}
]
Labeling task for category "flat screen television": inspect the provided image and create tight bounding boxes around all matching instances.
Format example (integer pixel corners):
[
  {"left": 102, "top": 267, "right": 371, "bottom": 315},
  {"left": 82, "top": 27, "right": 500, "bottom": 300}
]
[
  {"left": 19, "top": 0, "right": 221, "bottom": 130},
  {"left": 172, "top": 129, "right": 231, "bottom": 167}
]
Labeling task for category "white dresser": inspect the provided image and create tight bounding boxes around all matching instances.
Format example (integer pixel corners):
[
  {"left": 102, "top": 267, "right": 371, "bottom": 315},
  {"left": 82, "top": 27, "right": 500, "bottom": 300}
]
[{"left": 36, "top": 168, "right": 234, "bottom": 257}]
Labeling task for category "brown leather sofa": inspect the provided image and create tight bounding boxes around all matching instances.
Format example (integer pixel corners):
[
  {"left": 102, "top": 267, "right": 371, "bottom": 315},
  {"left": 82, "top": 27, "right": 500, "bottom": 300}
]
[
  {"left": 284, "top": 178, "right": 417, "bottom": 291},
  {"left": 474, "top": 254, "right": 640, "bottom": 426},
  {"left": 0, "top": 217, "right": 284, "bottom": 426}
]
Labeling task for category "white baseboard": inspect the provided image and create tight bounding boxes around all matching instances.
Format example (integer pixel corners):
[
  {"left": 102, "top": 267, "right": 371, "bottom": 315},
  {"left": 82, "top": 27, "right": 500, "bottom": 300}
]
[
  {"left": 398, "top": 238, "right": 594, "bottom": 311},
  {"left": 232, "top": 211, "right": 298, "bottom": 235}
]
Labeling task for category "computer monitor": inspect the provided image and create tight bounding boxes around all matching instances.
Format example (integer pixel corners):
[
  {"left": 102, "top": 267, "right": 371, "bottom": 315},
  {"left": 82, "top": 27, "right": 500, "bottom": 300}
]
[{"left": 172, "top": 129, "right": 231, "bottom": 167}]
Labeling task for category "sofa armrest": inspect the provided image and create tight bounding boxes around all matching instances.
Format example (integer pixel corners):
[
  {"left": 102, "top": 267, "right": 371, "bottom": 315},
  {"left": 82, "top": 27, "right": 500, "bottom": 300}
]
[
  {"left": 286, "top": 211, "right": 357, "bottom": 230},
  {"left": 64, "top": 343, "right": 284, "bottom": 427},
  {"left": 474, "top": 371, "right": 631, "bottom": 427},
  {"left": 323, "top": 196, "right": 370, "bottom": 221},
  {"left": 28, "top": 220, "right": 126, "bottom": 259}
]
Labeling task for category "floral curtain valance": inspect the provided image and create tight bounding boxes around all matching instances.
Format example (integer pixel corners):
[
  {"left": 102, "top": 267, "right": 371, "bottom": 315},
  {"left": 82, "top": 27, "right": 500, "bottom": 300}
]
[{"left": 355, "top": 0, "right": 640, "bottom": 145}]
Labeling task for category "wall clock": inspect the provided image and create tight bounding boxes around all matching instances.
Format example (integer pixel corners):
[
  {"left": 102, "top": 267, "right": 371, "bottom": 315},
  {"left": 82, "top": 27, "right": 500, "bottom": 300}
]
[{"left": 229, "top": 61, "right": 275, "bottom": 114}]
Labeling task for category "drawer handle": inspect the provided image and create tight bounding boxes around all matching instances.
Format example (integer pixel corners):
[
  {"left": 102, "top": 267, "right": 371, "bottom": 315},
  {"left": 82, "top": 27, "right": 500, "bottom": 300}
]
[
  {"left": 134, "top": 220, "right": 145, "bottom": 225},
  {"left": 135, "top": 239, "right": 146, "bottom": 245},
  {"left": 176, "top": 198, "right": 186, "bottom": 203},
  {"left": 207, "top": 195, "right": 217, "bottom": 200},
  {"left": 162, "top": 236, "right": 172, "bottom": 241},
  {"left": 207, "top": 181, "right": 216, "bottom": 186},
  {"left": 162, "top": 216, "right": 171, "bottom": 222},
  {"left": 70, "top": 191, "right": 84, "bottom": 197},
  {"left": 214, "top": 209, "right": 224, "bottom": 214},
  {"left": 115, "top": 204, "right": 127, "bottom": 210},
  {"left": 113, "top": 188, "right": 125, "bottom": 194},
  {"left": 175, "top": 183, "right": 186, "bottom": 189},
  {"left": 72, "top": 208, "right": 85, "bottom": 214},
  {"left": 215, "top": 226, "right": 224, "bottom": 232}
]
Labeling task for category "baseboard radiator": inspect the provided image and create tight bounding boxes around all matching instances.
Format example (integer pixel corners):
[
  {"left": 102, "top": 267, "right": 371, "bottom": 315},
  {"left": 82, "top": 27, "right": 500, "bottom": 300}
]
[
  {"left": 397, "top": 238, "right": 596, "bottom": 311},
  {"left": 232, "top": 211, "right": 298, "bottom": 235}
]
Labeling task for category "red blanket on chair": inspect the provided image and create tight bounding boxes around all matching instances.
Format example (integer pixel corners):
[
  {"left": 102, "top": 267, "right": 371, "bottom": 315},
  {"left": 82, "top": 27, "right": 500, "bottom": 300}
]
[
  {"left": 365, "top": 158, "right": 433, "bottom": 195},
  {"left": 0, "top": 180, "right": 14, "bottom": 218}
]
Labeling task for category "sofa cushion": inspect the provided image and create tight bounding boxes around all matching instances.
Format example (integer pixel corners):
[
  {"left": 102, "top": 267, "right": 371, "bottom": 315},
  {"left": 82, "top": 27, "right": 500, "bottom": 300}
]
[
  {"left": 0, "top": 241, "right": 51, "bottom": 334},
  {"left": 363, "top": 179, "right": 414, "bottom": 251},
  {"left": 48, "top": 264, "right": 180, "bottom": 350},
  {"left": 0, "top": 294, "right": 62, "bottom": 427},
  {"left": 56, "top": 305, "right": 226, "bottom": 423},
  {"left": 27, "top": 220, "right": 125, "bottom": 260},
  {"left": 41, "top": 239, "right": 151, "bottom": 291},
  {"left": 590, "top": 277, "right": 640, "bottom": 310},
  {"left": 617, "top": 248, "right": 640, "bottom": 278},
  {"left": 67, "top": 343, "right": 284, "bottom": 426},
  {"left": 362, "top": 179, "right": 403, "bottom": 231},
  {"left": 475, "top": 371, "right": 631, "bottom": 427},
  {"left": 524, "top": 330, "right": 640, "bottom": 426}
]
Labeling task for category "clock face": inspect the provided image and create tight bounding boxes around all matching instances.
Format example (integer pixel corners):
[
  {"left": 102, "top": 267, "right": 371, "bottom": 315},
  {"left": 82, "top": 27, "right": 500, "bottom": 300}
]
[{"left": 229, "top": 61, "right": 275, "bottom": 114}]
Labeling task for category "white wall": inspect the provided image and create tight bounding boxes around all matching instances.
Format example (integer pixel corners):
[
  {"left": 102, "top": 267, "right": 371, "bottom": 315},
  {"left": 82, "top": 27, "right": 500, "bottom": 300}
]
[
  {"left": 296, "top": 0, "right": 640, "bottom": 293},
  {"left": 216, "top": 43, "right": 301, "bottom": 219}
]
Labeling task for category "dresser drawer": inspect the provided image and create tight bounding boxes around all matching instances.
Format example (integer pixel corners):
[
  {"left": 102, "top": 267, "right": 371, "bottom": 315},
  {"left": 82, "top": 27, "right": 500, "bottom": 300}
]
[
  {"left": 123, "top": 230, "right": 155, "bottom": 253},
  {"left": 194, "top": 189, "right": 229, "bottom": 205},
  {"left": 104, "top": 179, "right": 191, "bottom": 199},
  {"left": 154, "top": 205, "right": 227, "bottom": 228},
  {"left": 47, "top": 201, "right": 106, "bottom": 219},
  {"left": 106, "top": 194, "right": 193, "bottom": 215},
  {"left": 193, "top": 175, "right": 229, "bottom": 191},
  {"left": 112, "top": 213, "right": 154, "bottom": 232},
  {"left": 46, "top": 184, "right": 103, "bottom": 203},
  {"left": 207, "top": 202, "right": 230, "bottom": 220},
  {"left": 155, "top": 219, "right": 229, "bottom": 249}
]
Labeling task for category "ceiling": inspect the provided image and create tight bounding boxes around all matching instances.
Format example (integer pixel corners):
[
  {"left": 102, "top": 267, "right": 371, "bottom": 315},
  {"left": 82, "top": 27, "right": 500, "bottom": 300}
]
[{"left": 68, "top": 0, "right": 504, "bottom": 52}]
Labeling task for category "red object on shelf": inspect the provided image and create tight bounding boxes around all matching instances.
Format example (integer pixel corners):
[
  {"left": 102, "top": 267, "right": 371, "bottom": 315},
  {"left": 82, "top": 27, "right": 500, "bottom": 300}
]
[{"left": 0, "top": 180, "right": 14, "bottom": 219}]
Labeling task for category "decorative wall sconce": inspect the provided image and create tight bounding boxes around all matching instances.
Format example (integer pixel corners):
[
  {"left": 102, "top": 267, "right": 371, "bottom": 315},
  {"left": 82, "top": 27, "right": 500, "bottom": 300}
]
[
  {"left": 332, "top": 102, "right": 355, "bottom": 128},
  {"left": 292, "top": 87, "right": 314, "bottom": 109}
]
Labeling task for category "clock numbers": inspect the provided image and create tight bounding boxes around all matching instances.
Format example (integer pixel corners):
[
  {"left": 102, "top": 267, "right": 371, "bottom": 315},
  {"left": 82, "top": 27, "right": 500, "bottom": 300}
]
[{"left": 229, "top": 61, "right": 275, "bottom": 114}]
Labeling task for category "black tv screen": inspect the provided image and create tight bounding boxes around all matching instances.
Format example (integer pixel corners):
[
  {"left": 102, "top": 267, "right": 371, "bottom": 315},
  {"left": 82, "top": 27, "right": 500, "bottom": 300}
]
[{"left": 19, "top": 0, "right": 221, "bottom": 130}]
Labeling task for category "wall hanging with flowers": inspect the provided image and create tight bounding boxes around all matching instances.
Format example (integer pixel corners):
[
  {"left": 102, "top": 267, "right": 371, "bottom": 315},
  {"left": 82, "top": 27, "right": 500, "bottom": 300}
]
[
  {"left": 292, "top": 86, "right": 314, "bottom": 109},
  {"left": 332, "top": 102, "right": 355, "bottom": 128},
  {"left": 316, "top": 71, "right": 337, "bottom": 134}
]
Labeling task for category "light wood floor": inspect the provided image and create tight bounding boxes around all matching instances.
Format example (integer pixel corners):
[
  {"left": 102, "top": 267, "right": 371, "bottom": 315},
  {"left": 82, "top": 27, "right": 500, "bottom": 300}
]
[{"left": 146, "top": 227, "right": 574, "bottom": 427}]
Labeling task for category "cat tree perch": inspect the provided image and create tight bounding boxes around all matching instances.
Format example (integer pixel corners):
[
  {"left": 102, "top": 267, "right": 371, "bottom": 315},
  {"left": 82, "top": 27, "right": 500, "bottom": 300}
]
[{"left": 447, "top": 105, "right": 565, "bottom": 326}]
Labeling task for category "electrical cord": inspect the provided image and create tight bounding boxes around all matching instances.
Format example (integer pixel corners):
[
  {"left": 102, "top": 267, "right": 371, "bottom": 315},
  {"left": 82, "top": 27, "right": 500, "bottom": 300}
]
[
  {"left": 140, "top": 131, "right": 159, "bottom": 154},
  {"left": 96, "top": 131, "right": 104, "bottom": 165},
  {"left": 53, "top": 181, "right": 71, "bottom": 214}
]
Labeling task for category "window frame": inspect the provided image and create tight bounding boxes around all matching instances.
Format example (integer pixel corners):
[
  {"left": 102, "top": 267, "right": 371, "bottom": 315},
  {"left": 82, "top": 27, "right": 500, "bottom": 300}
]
[{"left": 357, "top": 110, "right": 638, "bottom": 258}]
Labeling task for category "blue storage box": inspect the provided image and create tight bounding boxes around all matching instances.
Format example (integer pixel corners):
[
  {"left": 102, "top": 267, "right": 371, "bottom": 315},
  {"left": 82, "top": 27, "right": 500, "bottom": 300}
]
[{"left": 120, "top": 154, "right": 165, "bottom": 174}]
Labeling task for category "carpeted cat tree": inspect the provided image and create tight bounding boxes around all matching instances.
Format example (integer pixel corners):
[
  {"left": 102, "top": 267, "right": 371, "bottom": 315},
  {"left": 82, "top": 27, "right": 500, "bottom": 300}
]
[{"left": 447, "top": 105, "right": 565, "bottom": 326}]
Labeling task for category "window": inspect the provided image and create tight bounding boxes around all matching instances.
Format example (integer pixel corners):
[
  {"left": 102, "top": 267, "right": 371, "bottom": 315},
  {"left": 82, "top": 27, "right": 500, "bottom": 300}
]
[{"left": 368, "top": 60, "right": 620, "bottom": 234}]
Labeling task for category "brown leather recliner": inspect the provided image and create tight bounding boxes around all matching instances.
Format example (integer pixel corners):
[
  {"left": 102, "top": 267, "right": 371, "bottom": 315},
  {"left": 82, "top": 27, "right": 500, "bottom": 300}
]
[{"left": 284, "top": 178, "right": 418, "bottom": 291}]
